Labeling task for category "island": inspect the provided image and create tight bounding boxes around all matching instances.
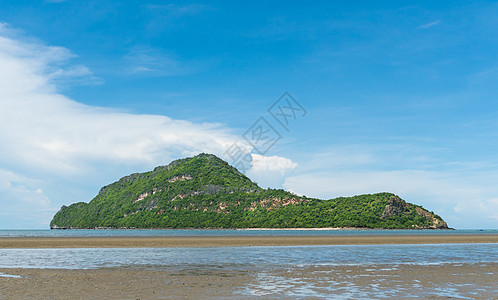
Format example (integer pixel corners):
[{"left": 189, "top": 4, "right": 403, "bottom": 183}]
[{"left": 50, "top": 153, "right": 449, "bottom": 229}]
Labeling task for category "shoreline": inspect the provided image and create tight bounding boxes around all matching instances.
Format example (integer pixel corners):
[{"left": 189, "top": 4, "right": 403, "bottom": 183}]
[
  {"left": 235, "top": 227, "right": 453, "bottom": 230},
  {"left": 50, "top": 226, "right": 453, "bottom": 230},
  {"left": 0, "top": 234, "right": 497, "bottom": 248}
]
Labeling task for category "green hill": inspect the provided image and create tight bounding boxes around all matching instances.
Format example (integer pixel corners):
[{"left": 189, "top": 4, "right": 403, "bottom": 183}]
[{"left": 50, "top": 153, "right": 449, "bottom": 229}]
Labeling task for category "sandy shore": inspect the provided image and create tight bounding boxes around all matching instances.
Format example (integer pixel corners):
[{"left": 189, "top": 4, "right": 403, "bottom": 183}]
[
  {"left": 1, "top": 263, "right": 496, "bottom": 299},
  {"left": 0, "top": 234, "right": 497, "bottom": 248},
  {"left": 0, "top": 267, "right": 249, "bottom": 299}
]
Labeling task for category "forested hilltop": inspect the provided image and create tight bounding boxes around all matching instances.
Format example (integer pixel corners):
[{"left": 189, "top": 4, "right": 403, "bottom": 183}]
[{"left": 51, "top": 153, "right": 449, "bottom": 229}]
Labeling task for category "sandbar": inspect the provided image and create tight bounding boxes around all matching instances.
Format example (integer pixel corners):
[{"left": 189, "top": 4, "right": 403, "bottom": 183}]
[{"left": 0, "top": 234, "right": 497, "bottom": 248}]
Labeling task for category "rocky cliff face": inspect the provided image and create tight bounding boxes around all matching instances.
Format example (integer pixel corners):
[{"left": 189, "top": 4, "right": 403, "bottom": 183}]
[{"left": 381, "top": 195, "right": 448, "bottom": 229}]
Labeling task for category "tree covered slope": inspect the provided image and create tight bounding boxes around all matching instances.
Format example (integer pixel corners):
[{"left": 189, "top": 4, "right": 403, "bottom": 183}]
[{"left": 50, "top": 153, "right": 449, "bottom": 229}]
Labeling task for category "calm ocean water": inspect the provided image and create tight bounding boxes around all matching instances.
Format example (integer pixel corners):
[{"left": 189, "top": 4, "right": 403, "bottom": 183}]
[
  {"left": 1, "top": 229, "right": 496, "bottom": 298},
  {"left": 1, "top": 228, "right": 497, "bottom": 238}
]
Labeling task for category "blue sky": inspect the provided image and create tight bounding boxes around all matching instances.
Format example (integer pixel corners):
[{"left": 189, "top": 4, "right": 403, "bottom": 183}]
[{"left": 1, "top": 1, "right": 498, "bottom": 229}]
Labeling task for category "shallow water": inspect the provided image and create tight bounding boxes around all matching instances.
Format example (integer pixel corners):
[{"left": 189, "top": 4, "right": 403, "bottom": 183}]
[
  {"left": 0, "top": 272, "right": 22, "bottom": 278},
  {"left": 0, "top": 243, "right": 496, "bottom": 269},
  {"left": 1, "top": 230, "right": 496, "bottom": 298},
  {"left": 241, "top": 262, "right": 498, "bottom": 299}
]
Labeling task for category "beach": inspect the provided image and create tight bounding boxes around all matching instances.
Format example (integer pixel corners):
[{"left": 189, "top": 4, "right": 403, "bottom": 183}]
[
  {"left": 1, "top": 262, "right": 497, "bottom": 299},
  {"left": 1, "top": 233, "right": 497, "bottom": 298},
  {"left": 0, "top": 234, "right": 497, "bottom": 248}
]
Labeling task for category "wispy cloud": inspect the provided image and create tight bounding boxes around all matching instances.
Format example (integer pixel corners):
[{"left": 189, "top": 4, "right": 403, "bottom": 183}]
[
  {"left": 124, "top": 46, "right": 199, "bottom": 76},
  {"left": 0, "top": 168, "right": 52, "bottom": 228},
  {"left": 144, "top": 4, "right": 211, "bottom": 34},
  {"left": 0, "top": 23, "right": 103, "bottom": 90},
  {"left": 145, "top": 4, "right": 209, "bottom": 17},
  {"left": 418, "top": 20, "right": 441, "bottom": 29},
  {"left": 49, "top": 64, "right": 105, "bottom": 87}
]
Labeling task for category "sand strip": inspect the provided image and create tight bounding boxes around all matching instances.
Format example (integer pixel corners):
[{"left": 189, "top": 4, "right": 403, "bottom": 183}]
[{"left": 0, "top": 234, "right": 497, "bottom": 248}]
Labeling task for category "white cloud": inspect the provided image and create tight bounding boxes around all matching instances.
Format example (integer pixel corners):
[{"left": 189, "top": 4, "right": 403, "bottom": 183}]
[
  {"left": 0, "top": 24, "right": 297, "bottom": 228},
  {"left": 250, "top": 154, "right": 297, "bottom": 173},
  {"left": 285, "top": 170, "right": 458, "bottom": 200},
  {"left": 123, "top": 46, "right": 204, "bottom": 76},
  {"left": 418, "top": 20, "right": 441, "bottom": 29},
  {"left": 245, "top": 154, "right": 297, "bottom": 189},
  {"left": 0, "top": 27, "right": 236, "bottom": 175},
  {"left": 125, "top": 46, "right": 179, "bottom": 75},
  {"left": 0, "top": 169, "right": 49, "bottom": 206},
  {"left": 49, "top": 64, "right": 104, "bottom": 86},
  {"left": 283, "top": 167, "right": 498, "bottom": 229},
  {"left": 0, "top": 23, "right": 102, "bottom": 92},
  {"left": 145, "top": 4, "right": 209, "bottom": 17},
  {"left": 295, "top": 147, "right": 376, "bottom": 172},
  {"left": 0, "top": 168, "right": 53, "bottom": 228}
]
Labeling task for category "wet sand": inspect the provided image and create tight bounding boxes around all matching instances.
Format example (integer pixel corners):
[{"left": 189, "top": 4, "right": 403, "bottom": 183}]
[
  {"left": 0, "top": 267, "right": 249, "bottom": 299},
  {"left": 1, "top": 263, "right": 496, "bottom": 299},
  {"left": 0, "top": 234, "right": 497, "bottom": 248},
  {"left": 255, "top": 262, "right": 498, "bottom": 298}
]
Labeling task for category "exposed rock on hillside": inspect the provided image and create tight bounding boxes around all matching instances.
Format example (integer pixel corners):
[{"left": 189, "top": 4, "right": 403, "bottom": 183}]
[{"left": 51, "top": 153, "right": 449, "bottom": 230}]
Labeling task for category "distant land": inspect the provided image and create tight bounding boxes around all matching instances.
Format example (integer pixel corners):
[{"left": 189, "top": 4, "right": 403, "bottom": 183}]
[{"left": 51, "top": 153, "right": 449, "bottom": 230}]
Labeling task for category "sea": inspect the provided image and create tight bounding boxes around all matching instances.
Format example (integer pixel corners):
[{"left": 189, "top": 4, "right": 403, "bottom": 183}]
[{"left": 1, "top": 229, "right": 497, "bottom": 298}]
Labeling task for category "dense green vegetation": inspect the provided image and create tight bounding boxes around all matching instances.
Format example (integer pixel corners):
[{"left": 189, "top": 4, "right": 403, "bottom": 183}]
[{"left": 50, "top": 153, "right": 448, "bottom": 229}]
